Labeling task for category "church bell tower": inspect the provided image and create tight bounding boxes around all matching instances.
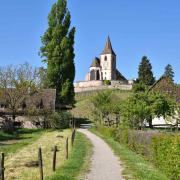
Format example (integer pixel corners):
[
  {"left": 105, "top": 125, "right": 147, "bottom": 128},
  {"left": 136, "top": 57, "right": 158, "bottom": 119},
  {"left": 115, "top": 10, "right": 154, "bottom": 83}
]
[{"left": 100, "top": 36, "right": 116, "bottom": 80}]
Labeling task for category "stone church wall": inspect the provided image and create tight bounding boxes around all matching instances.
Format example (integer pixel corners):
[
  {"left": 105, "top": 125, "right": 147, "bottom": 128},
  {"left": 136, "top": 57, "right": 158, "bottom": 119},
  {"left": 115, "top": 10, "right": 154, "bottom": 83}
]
[{"left": 74, "top": 80, "right": 132, "bottom": 93}]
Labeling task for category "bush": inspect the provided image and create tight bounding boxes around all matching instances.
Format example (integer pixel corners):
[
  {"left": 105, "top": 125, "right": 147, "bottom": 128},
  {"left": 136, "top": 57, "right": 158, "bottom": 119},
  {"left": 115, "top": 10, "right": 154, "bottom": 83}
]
[
  {"left": 132, "top": 83, "right": 147, "bottom": 93},
  {"left": 95, "top": 125, "right": 180, "bottom": 179},
  {"left": 152, "top": 134, "right": 180, "bottom": 179},
  {"left": 48, "top": 111, "right": 71, "bottom": 129},
  {"left": 114, "top": 127, "right": 180, "bottom": 179},
  {"left": 103, "top": 80, "right": 111, "bottom": 86}
]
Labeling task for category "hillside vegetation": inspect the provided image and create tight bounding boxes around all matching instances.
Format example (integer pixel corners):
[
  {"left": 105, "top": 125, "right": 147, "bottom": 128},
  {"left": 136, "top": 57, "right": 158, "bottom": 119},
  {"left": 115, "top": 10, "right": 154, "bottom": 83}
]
[{"left": 71, "top": 90, "right": 132, "bottom": 119}]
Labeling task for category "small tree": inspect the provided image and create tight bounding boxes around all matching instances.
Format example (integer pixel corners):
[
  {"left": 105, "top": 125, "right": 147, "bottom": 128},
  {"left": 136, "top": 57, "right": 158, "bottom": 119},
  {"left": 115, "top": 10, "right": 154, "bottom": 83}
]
[
  {"left": 164, "top": 64, "right": 174, "bottom": 82},
  {"left": 138, "top": 56, "right": 155, "bottom": 86},
  {"left": 0, "top": 63, "right": 40, "bottom": 122},
  {"left": 121, "top": 92, "right": 176, "bottom": 129},
  {"left": 91, "top": 90, "right": 121, "bottom": 126}
]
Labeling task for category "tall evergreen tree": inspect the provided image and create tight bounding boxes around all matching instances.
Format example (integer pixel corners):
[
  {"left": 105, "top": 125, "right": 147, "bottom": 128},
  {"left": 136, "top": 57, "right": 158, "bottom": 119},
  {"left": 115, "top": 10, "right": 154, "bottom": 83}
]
[
  {"left": 138, "top": 56, "right": 155, "bottom": 86},
  {"left": 164, "top": 64, "right": 174, "bottom": 82},
  {"left": 40, "top": 0, "right": 75, "bottom": 106}
]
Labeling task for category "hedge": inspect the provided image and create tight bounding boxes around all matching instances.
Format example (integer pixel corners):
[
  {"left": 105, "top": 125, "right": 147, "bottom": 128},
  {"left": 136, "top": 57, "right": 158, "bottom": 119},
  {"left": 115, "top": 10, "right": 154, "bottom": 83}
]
[
  {"left": 152, "top": 134, "right": 180, "bottom": 179},
  {"left": 110, "top": 126, "right": 180, "bottom": 179}
]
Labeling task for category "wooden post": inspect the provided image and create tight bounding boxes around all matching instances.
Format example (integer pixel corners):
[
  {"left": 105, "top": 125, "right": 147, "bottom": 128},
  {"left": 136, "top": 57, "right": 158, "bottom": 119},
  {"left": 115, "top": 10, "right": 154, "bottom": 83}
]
[
  {"left": 71, "top": 129, "right": 76, "bottom": 147},
  {"left": 38, "top": 148, "right": 43, "bottom": 180},
  {"left": 53, "top": 146, "right": 57, "bottom": 171},
  {"left": 66, "top": 138, "right": 69, "bottom": 159},
  {"left": 73, "top": 118, "right": 76, "bottom": 129},
  {"left": 0, "top": 153, "right": 5, "bottom": 180}
]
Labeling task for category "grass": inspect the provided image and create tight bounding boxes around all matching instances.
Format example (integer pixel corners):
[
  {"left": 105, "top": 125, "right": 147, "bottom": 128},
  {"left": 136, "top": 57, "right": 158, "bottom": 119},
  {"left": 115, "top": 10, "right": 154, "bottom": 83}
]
[
  {"left": 47, "top": 132, "right": 93, "bottom": 180},
  {"left": 2, "top": 129, "right": 72, "bottom": 180},
  {"left": 90, "top": 127, "right": 169, "bottom": 180},
  {"left": 0, "top": 128, "right": 44, "bottom": 154},
  {"left": 72, "top": 89, "right": 132, "bottom": 119}
]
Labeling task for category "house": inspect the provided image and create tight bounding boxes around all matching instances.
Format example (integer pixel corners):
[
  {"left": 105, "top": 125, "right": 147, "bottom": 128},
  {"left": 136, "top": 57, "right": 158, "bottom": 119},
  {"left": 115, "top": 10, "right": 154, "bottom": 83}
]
[{"left": 149, "top": 76, "right": 180, "bottom": 127}]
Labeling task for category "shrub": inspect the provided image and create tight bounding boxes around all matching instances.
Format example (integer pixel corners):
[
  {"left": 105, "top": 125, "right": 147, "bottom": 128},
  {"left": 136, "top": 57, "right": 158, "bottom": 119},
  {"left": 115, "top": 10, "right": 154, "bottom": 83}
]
[
  {"left": 48, "top": 111, "right": 71, "bottom": 129},
  {"left": 152, "top": 134, "right": 180, "bottom": 179},
  {"left": 103, "top": 80, "right": 111, "bottom": 86},
  {"left": 95, "top": 125, "right": 180, "bottom": 178},
  {"left": 132, "top": 83, "right": 147, "bottom": 93}
]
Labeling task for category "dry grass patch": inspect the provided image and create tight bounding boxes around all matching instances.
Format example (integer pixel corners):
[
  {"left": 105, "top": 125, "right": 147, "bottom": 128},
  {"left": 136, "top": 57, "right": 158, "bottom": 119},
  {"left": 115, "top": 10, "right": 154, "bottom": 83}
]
[{"left": 4, "top": 130, "right": 72, "bottom": 180}]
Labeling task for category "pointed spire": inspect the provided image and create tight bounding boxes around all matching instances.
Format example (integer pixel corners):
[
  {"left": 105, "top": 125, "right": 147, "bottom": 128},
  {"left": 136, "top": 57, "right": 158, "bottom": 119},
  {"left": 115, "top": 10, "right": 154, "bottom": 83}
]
[{"left": 101, "top": 36, "right": 116, "bottom": 55}]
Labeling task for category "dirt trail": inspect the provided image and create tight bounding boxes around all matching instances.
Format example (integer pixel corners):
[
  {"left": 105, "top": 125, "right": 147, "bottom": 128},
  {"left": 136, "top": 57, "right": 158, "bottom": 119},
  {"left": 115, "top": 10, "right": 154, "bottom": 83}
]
[{"left": 78, "top": 129, "right": 124, "bottom": 180}]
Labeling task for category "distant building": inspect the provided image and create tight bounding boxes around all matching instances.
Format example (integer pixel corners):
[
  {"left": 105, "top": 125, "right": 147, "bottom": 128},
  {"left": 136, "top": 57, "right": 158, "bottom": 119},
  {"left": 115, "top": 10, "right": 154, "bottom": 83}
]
[
  {"left": 149, "top": 76, "right": 180, "bottom": 127},
  {"left": 85, "top": 36, "right": 127, "bottom": 82},
  {"left": 149, "top": 76, "right": 180, "bottom": 103},
  {"left": 74, "top": 36, "right": 133, "bottom": 93},
  {"left": 0, "top": 89, "right": 56, "bottom": 114}
]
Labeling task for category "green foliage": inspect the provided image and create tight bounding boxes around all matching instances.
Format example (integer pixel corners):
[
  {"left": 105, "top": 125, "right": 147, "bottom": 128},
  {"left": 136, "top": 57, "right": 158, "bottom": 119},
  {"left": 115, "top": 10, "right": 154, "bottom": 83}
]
[
  {"left": 152, "top": 134, "right": 180, "bottom": 179},
  {"left": 121, "top": 92, "right": 176, "bottom": 129},
  {"left": 164, "top": 64, "right": 174, "bottom": 82},
  {"left": 94, "top": 125, "right": 179, "bottom": 179},
  {"left": 103, "top": 80, "right": 111, "bottom": 86},
  {"left": 138, "top": 56, "right": 155, "bottom": 86},
  {"left": 91, "top": 127, "right": 168, "bottom": 180},
  {"left": 48, "top": 111, "right": 71, "bottom": 129},
  {"left": 40, "top": 0, "right": 75, "bottom": 106},
  {"left": 91, "top": 90, "right": 121, "bottom": 125},
  {"left": 132, "top": 83, "right": 147, "bottom": 93}
]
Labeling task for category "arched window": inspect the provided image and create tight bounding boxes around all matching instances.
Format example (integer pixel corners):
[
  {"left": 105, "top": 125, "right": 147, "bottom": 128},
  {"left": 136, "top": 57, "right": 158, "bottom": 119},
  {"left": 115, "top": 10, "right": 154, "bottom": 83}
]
[
  {"left": 96, "top": 70, "right": 100, "bottom": 80},
  {"left": 104, "top": 56, "right": 107, "bottom": 61}
]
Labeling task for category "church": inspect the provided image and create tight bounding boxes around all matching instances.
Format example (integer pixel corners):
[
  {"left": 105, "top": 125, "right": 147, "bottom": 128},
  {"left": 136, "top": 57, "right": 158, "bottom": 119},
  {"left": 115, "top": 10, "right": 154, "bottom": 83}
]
[
  {"left": 85, "top": 36, "right": 127, "bottom": 82},
  {"left": 74, "top": 37, "right": 132, "bottom": 93}
]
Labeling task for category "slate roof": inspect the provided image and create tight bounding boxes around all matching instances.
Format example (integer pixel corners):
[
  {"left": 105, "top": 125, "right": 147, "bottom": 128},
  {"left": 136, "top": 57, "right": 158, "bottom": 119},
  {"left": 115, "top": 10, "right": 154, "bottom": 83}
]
[
  {"left": 90, "top": 57, "right": 100, "bottom": 67},
  {"left": 101, "top": 36, "right": 116, "bottom": 56},
  {"left": 116, "top": 69, "right": 128, "bottom": 82}
]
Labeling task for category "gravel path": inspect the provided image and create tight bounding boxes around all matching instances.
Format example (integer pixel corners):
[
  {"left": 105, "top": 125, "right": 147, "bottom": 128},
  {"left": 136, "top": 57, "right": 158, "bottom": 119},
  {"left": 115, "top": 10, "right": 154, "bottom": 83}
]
[{"left": 78, "top": 129, "right": 124, "bottom": 180}]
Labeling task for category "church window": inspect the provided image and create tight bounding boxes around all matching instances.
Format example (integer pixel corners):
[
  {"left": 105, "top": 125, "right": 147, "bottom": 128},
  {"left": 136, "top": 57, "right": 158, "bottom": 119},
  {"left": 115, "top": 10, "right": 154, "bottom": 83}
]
[{"left": 104, "top": 56, "right": 107, "bottom": 61}]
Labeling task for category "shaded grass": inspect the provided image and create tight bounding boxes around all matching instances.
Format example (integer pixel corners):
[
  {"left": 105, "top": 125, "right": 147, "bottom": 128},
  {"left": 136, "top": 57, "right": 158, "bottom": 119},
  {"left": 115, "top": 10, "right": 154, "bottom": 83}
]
[
  {"left": 0, "top": 128, "right": 44, "bottom": 154},
  {"left": 90, "top": 128, "right": 168, "bottom": 180},
  {"left": 47, "top": 132, "right": 92, "bottom": 180}
]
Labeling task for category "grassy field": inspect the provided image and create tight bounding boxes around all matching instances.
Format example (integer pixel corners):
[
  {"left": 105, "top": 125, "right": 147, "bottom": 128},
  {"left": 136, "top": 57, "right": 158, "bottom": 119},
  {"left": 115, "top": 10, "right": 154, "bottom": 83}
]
[
  {"left": 48, "top": 132, "right": 93, "bottom": 180},
  {"left": 0, "top": 129, "right": 92, "bottom": 180},
  {"left": 0, "top": 129, "right": 72, "bottom": 180},
  {"left": 90, "top": 128, "right": 168, "bottom": 180}
]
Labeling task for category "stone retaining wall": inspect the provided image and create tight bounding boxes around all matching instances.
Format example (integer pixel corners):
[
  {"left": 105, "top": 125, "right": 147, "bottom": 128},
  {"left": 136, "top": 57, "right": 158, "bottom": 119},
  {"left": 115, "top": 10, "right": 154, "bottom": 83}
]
[{"left": 74, "top": 80, "right": 132, "bottom": 93}]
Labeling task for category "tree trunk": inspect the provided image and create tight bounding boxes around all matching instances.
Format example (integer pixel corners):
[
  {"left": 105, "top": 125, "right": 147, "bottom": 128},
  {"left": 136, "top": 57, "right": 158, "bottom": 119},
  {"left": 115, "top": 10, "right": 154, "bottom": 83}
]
[
  {"left": 148, "top": 118, "right": 153, "bottom": 129},
  {"left": 12, "top": 111, "right": 16, "bottom": 122}
]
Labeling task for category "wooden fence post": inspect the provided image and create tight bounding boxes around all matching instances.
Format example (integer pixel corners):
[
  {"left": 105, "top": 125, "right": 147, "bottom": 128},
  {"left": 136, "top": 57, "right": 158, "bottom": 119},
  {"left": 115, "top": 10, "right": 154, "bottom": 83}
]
[
  {"left": 38, "top": 148, "right": 43, "bottom": 180},
  {"left": 73, "top": 118, "right": 76, "bottom": 129},
  {"left": 71, "top": 129, "right": 76, "bottom": 147},
  {"left": 66, "top": 138, "right": 69, "bottom": 159},
  {"left": 0, "top": 153, "right": 5, "bottom": 180},
  {"left": 52, "top": 146, "right": 57, "bottom": 171}
]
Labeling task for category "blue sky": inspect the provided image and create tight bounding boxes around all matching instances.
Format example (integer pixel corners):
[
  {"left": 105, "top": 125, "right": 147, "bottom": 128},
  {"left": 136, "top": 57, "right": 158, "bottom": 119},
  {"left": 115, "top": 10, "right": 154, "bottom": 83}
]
[{"left": 0, "top": 0, "right": 180, "bottom": 83}]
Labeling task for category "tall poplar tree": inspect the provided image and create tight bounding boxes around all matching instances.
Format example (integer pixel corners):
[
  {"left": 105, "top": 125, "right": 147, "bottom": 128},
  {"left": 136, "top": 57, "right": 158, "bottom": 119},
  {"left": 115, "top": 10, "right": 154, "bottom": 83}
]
[
  {"left": 138, "top": 56, "right": 155, "bottom": 86},
  {"left": 40, "top": 0, "right": 75, "bottom": 106},
  {"left": 164, "top": 64, "right": 174, "bottom": 82}
]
